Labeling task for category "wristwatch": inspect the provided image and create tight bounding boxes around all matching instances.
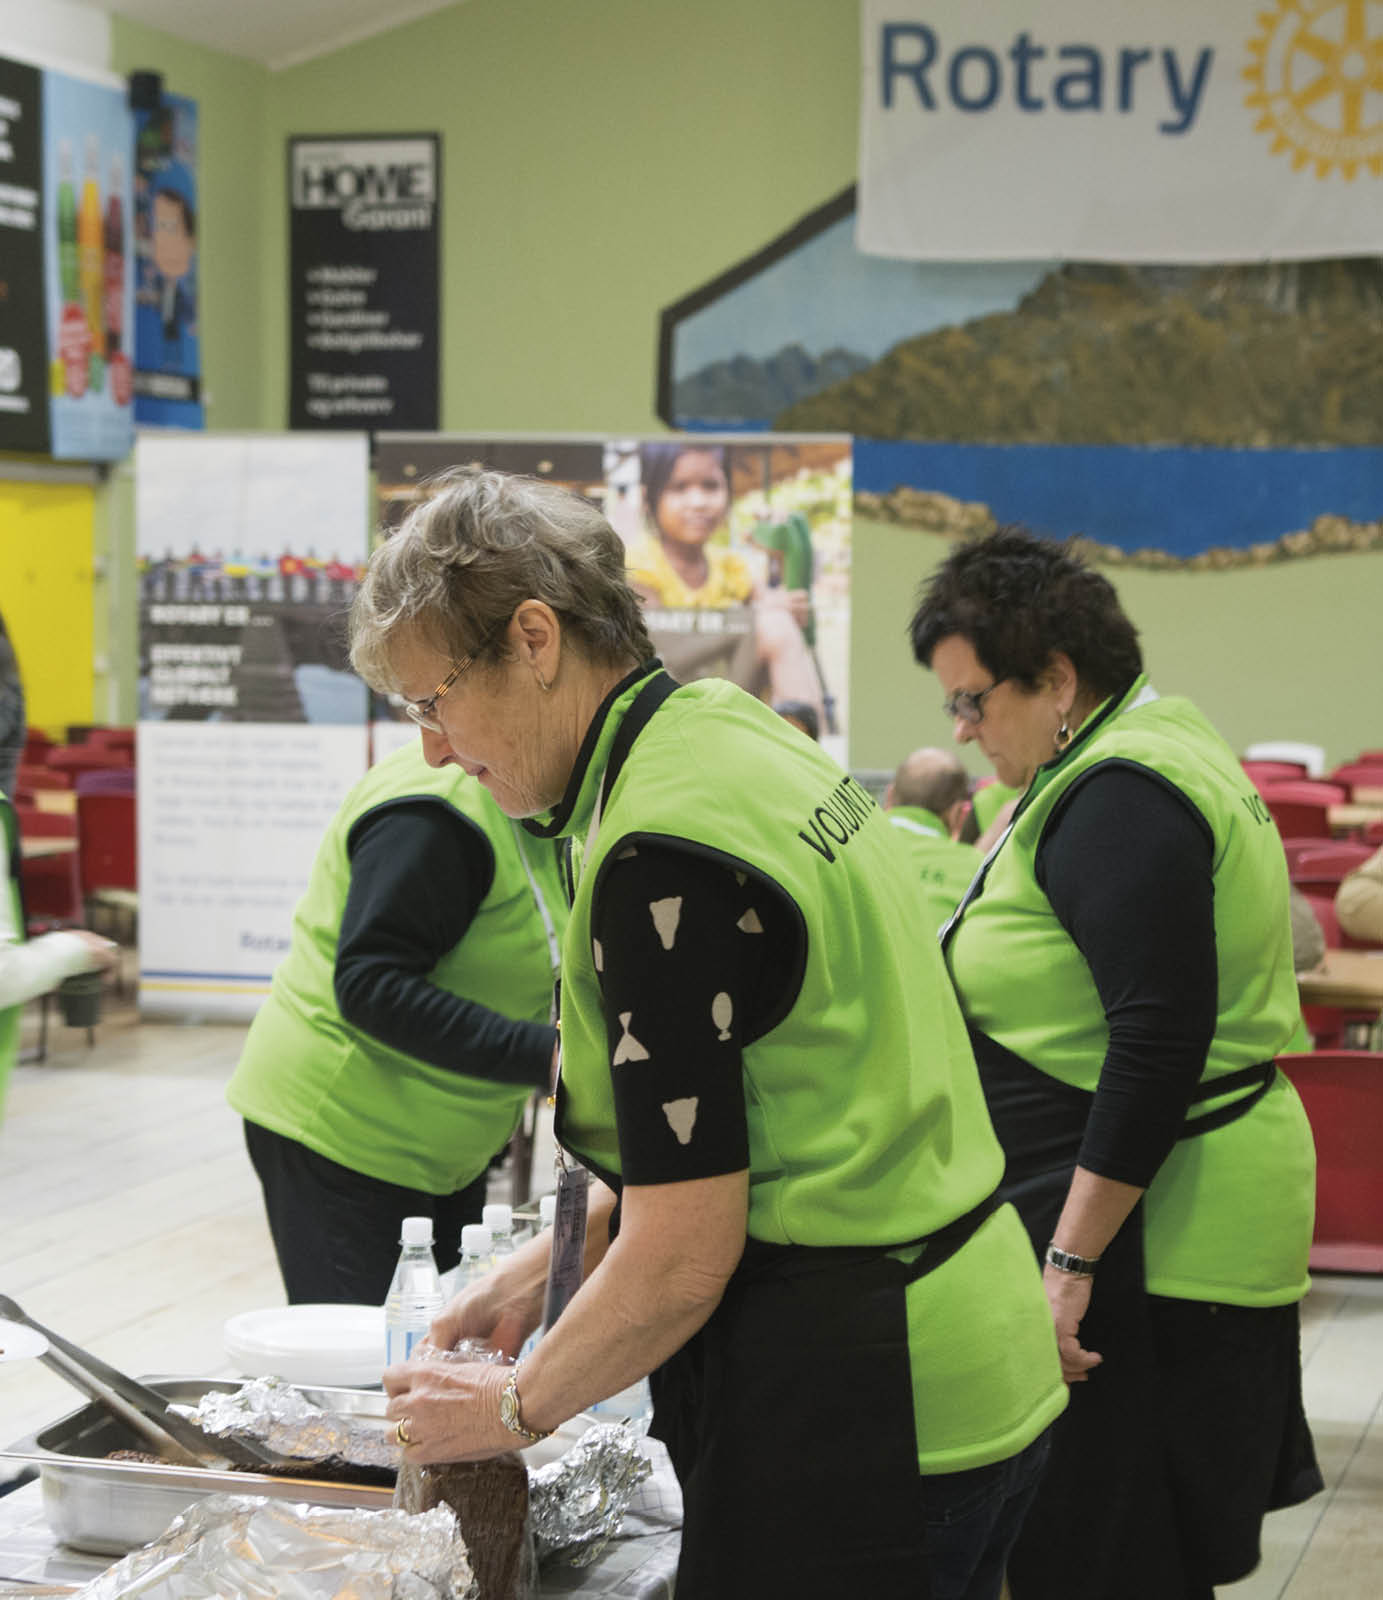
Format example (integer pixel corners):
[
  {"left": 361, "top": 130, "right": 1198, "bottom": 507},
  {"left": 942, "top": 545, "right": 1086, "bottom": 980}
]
[
  {"left": 499, "top": 1366, "right": 552, "bottom": 1445},
  {"left": 1045, "top": 1242, "right": 1101, "bottom": 1277}
]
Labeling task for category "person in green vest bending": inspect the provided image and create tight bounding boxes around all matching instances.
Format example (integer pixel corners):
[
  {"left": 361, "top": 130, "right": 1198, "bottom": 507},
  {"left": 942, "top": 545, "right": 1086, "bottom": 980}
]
[
  {"left": 910, "top": 527, "right": 1322, "bottom": 1600},
  {"left": 226, "top": 740, "right": 566, "bottom": 1304},
  {"left": 355, "top": 468, "right": 1066, "bottom": 1600},
  {"left": 884, "top": 746, "right": 982, "bottom": 934}
]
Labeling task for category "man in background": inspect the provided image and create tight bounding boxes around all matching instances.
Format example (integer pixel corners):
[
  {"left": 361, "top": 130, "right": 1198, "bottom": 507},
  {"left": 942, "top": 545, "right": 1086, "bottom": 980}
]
[{"left": 884, "top": 747, "right": 981, "bottom": 933}]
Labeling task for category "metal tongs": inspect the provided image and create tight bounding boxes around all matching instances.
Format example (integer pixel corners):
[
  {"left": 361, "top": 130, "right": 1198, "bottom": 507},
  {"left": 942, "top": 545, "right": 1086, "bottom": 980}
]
[{"left": 0, "top": 1293, "right": 293, "bottom": 1471}]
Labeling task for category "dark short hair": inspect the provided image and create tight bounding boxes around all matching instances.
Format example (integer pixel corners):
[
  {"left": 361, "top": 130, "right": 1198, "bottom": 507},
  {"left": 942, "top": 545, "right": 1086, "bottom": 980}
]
[
  {"left": 908, "top": 527, "right": 1142, "bottom": 699},
  {"left": 773, "top": 700, "right": 820, "bottom": 741}
]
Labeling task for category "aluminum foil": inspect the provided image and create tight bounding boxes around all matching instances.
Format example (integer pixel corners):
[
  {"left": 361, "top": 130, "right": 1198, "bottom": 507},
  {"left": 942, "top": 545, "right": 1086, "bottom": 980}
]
[
  {"left": 170, "top": 1375, "right": 398, "bottom": 1471},
  {"left": 529, "top": 1422, "right": 651, "bottom": 1568},
  {"left": 60, "top": 1493, "right": 477, "bottom": 1600}
]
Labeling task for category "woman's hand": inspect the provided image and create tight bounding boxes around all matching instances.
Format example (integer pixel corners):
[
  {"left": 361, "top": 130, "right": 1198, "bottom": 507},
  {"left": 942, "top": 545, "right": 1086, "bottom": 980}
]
[
  {"left": 429, "top": 1252, "right": 547, "bottom": 1361},
  {"left": 1042, "top": 1264, "right": 1103, "bottom": 1384},
  {"left": 383, "top": 1353, "right": 514, "bottom": 1464}
]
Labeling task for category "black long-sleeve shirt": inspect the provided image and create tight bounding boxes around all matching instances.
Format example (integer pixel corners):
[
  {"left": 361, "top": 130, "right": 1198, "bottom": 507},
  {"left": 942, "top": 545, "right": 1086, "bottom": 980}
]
[{"left": 333, "top": 797, "right": 555, "bottom": 1090}]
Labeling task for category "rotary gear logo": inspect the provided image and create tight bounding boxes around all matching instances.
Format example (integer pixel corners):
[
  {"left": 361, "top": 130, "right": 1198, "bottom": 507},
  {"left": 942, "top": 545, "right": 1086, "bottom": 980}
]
[{"left": 1244, "top": 0, "right": 1383, "bottom": 178}]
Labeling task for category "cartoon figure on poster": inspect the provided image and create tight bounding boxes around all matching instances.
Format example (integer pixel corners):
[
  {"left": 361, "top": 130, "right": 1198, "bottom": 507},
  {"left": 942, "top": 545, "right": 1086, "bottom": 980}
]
[
  {"left": 623, "top": 438, "right": 849, "bottom": 745},
  {"left": 133, "top": 94, "right": 202, "bottom": 424}
]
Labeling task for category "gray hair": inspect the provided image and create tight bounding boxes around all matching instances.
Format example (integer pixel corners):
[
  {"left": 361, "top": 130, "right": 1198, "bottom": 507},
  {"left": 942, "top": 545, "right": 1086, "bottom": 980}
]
[{"left": 350, "top": 468, "right": 653, "bottom": 692}]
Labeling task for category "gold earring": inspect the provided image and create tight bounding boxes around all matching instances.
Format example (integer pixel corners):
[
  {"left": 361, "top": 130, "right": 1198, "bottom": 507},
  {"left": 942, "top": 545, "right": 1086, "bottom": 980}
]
[{"left": 1054, "top": 719, "right": 1072, "bottom": 752}]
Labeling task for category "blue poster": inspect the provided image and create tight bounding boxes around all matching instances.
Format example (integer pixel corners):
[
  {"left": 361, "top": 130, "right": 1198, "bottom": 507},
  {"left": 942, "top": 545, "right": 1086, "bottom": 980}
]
[
  {"left": 133, "top": 92, "right": 202, "bottom": 428},
  {"left": 42, "top": 69, "right": 135, "bottom": 461}
]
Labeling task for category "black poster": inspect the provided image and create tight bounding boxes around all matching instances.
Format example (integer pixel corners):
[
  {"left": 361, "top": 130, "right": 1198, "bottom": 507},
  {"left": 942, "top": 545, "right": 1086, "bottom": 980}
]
[
  {"left": 0, "top": 55, "right": 50, "bottom": 452},
  {"left": 288, "top": 134, "right": 440, "bottom": 432}
]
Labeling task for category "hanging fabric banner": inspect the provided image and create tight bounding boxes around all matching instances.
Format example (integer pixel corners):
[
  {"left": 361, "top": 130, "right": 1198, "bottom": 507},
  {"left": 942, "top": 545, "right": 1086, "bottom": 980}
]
[{"left": 857, "top": 0, "right": 1383, "bottom": 262}]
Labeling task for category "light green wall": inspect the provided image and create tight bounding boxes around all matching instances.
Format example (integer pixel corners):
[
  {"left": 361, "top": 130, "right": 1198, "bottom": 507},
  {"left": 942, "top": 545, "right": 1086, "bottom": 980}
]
[
  {"left": 254, "top": 0, "right": 858, "bottom": 432},
  {"left": 850, "top": 519, "right": 1381, "bottom": 774},
  {"left": 99, "top": 2, "right": 1377, "bottom": 768}
]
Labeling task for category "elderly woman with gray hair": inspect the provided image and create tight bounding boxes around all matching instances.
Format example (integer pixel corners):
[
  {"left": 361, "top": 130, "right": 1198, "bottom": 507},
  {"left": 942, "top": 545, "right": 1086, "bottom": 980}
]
[{"left": 360, "top": 469, "right": 1066, "bottom": 1600}]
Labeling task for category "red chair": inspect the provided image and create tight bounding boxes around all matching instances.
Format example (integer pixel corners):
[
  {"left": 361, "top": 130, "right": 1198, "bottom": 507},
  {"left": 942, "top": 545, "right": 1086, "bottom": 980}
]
[
  {"left": 1365, "top": 821, "right": 1383, "bottom": 846},
  {"left": 12, "top": 806, "right": 77, "bottom": 841},
  {"left": 1282, "top": 837, "right": 1337, "bottom": 873},
  {"left": 22, "top": 728, "right": 55, "bottom": 764},
  {"left": 46, "top": 746, "right": 132, "bottom": 777},
  {"left": 15, "top": 762, "right": 71, "bottom": 792},
  {"left": 1243, "top": 760, "right": 1309, "bottom": 787},
  {"left": 1278, "top": 1050, "right": 1383, "bottom": 1273},
  {"left": 75, "top": 789, "right": 137, "bottom": 944},
  {"left": 1289, "top": 842, "right": 1376, "bottom": 892},
  {"left": 1266, "top": 800, "right": 1332, "bottom": 840},
  {"left": 1354, "top": 750, "right": 1383, "bottom": 764},
  {"left": 1260, "top": 779, "right": 1350, "bottom": 806},
  {"left": 17, "top": 843, "right": 89, "bottom": 1062},
  {"left": 87, "top": 726, "right": 136, "bottom": 758},
  {"left": 1327, "top": 762, "right": 1383, "bottom": 798}
]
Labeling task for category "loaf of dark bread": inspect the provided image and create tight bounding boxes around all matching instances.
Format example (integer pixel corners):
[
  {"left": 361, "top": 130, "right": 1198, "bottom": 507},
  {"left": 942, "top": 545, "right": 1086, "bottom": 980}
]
[{"left": 394, "top": 1453, "right": 533, "bottom": 1600}]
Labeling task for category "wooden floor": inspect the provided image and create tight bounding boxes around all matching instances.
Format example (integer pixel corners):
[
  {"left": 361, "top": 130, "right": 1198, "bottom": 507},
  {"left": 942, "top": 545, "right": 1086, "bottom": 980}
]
[{"left": 2, "top": 979, "right": 1381, "bottom": 1595}]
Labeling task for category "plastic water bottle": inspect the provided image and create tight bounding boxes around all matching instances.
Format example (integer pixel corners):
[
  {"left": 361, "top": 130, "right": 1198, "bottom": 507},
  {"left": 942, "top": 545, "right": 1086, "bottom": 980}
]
[
  {"left": 455, "top": 1223, "right": 493, "bottom": 1290},
  {"left": 384, "top": 1216, "right": 444, "bottom": 1367},
  {"left": 483, "top": 1203, "right": 517, "bottom": 1262},
  {"left": 538, "top": 1194, "right": 556, "bottom": 1232}
]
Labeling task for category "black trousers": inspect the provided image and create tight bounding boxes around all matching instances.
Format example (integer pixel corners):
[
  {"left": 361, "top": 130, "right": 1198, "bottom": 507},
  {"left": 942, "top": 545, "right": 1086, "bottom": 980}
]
[{"left": 244, "top": 1119, "right": 490, "bottom": 1305}]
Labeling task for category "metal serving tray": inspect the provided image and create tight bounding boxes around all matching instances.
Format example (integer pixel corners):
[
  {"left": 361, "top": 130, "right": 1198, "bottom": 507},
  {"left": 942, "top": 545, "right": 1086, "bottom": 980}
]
[{"left": 0, "top": 1377, "right": 395, "bottom": 1556}]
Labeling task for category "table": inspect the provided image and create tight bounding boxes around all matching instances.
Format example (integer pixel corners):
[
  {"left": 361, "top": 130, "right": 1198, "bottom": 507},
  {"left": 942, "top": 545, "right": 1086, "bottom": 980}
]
[
  {"left": 1351, "top": 786, "right": 1383, "bottom": 807},
  {"left": 19, "top": 837, "right": 76, "bottom": 860},
  {"left": 1297, "top": 950, "right": 1383, "bottom": 1014},
  {"left": 1329, "top": 802, "right": 1383, "bottom": 835},
  {"left": 33, "top": 792, "right": 77, "bottom": 817},
  {"left": 0, "top": 1479, "right": 678, "bottom": 1597}
]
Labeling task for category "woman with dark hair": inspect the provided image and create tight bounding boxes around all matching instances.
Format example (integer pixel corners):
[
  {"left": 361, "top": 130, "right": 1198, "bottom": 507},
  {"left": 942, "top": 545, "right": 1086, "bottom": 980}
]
[
  {"left": 910, "top": 527, "right": 1321, "bottom": 1599},
  {"left": 626, "top": 441, "right": 824, "bottom": 725}
]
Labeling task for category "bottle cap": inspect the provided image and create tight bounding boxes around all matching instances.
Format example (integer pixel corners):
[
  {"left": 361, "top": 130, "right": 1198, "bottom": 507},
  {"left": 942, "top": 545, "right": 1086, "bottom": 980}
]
[
  {"left": 460, "top": 1223, "right": 492, "bottom": 1257},
  {"left": 482, "top": 1203, "right": 512, "bottom": 1232},
  {"left": 539, "top": 1195, "right": 556, "bottom": 1228},
  {"left": 400, "top": 1216, "right": 433, "bottom": 1247}
]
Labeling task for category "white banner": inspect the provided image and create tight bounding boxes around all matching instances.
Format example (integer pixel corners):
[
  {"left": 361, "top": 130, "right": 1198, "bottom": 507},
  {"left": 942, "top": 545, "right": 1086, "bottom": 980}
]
[
  {"left": 858, "top": 0, "right": 1383, "bottom": 261},
  {"left": 135, "top": 432, "right": 370, "bottom": 1019}
]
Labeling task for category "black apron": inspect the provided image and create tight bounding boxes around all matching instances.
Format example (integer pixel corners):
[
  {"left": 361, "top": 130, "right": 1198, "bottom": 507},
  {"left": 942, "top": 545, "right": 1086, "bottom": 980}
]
[{"left": 976, "top": 1030, "right": 1321, "bottom": 1600}]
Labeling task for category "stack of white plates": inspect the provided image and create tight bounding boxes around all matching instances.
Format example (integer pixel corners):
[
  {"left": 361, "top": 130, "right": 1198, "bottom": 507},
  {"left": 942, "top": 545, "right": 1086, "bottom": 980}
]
[{"left": 223, "top": 1303, "right": 385, "bottom": 1388}]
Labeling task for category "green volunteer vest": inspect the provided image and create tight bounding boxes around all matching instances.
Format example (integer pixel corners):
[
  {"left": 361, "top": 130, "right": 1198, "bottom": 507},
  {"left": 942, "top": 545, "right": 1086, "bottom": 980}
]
[
  {"left": 886, "top": 807, "right": 981, "bottom": 935},
  {"left": 971, "top": 780, "right": 1021, "bottom": 832},
  {"left": 0, "top": 798, "right": 21, "bottom": 1110},
  {"left": 542, "top": 669, "right": 1067, "bottom": 1471},
  {"left": 948, "top": 676, "right": 1315, "bottom": 1305},
  {"left": 227, "top": 742, "right": 566, "bottom": 1194}
]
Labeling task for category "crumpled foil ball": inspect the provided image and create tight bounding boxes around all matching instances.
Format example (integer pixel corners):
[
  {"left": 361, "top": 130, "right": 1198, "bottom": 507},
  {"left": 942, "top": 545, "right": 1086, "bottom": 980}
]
[
  {"left": 63, "top": 1494, "right": 476, "bottom": 1600},
  {"left": 529, "top": 1422, "right": 651, "bottom": 1567}
]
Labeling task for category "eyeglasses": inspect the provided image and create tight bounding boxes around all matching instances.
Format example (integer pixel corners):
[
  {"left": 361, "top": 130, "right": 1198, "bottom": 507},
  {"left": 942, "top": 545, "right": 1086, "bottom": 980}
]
[
  {"left": 402, "top": 615, "right": 510, "bottom": 732},
  {"left": 942, "top": 679, "right": 1006, "bottom": 726}
]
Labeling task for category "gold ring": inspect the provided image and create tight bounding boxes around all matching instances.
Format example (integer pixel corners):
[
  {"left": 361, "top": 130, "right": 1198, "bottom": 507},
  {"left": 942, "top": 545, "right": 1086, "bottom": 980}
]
[{"left": 395, "top": 1417, "right": 414, "bottom": 1447}]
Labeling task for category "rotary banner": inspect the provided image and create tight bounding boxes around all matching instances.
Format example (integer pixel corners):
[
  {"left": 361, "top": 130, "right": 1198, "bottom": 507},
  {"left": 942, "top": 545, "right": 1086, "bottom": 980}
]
[{"left": 857, "top": 0, "right": 1383, "bottom": 261}]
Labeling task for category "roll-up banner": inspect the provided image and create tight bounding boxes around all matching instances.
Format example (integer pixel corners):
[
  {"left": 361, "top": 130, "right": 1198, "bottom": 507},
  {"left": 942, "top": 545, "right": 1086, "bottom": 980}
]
[
  {"left": 135, "top": 433, "right": 371, "bottom": 1020},
  {"left": 858, "top": 0, "right": 1383, "bottom": 262},
  {"left": 288, "top": 134, "right": 440, "bottom": 431},
  {"left": 0, "top": 55, "right": 47, "bottom": 450},
  {"left": 373, "top": 433, "right": 854, "bottom": 767}
]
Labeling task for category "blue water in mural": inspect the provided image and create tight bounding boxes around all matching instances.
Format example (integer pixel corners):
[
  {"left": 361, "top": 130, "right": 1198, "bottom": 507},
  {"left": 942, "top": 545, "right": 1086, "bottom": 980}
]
[{"left": 853, "top": 441, "right": 1383, "bottom": 557}]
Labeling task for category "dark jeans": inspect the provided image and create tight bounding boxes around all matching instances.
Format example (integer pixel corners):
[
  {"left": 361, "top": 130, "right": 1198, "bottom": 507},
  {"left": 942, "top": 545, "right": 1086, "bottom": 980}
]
[
  {"left": 244, "top": 1119, "right": 490, "bottom": 1304},
  {"left": 920, "top": 1428, "right": 1052, "bottom": 1600}
]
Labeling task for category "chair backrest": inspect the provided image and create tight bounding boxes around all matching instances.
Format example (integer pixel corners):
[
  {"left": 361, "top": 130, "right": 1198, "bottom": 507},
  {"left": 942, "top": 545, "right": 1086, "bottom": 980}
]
[
  {"left": 12, "top": 806, "right": 77, "bottom": 840},
  {"left": 86, "top": 726, "right": 136, "bottom": 755},
  {"left": 16, "top": 761, "right": 71, "bottom": 792},
  {"left": 1328, "top": 762, "right": 1383, "bottom": 798},
  {"left": 1266, "top": 799, "right": 1332, "bottom": 840},
  {"left": 1243, "top": 741, "right": 1326, "bottom": 777},
  {"left": 1277, "top": 1050, "right": 1383, "bottom": 1269},
  {"left": 1281, "top": 836, "right": 1336, "bottom": 872},
  {"left": 1366, "top": 820, "right": 1383, "bottom": 846},
  {"left": 1259, "top": 778, "right": 1350, "bottom": 806},
  {"left": 18, "top": 846, "right": 84, "bottom": 925},
  {"left": 46, "top": 745, "right": 132, "bottom": 775},
  {"left": 75, "top": 791, "right": 137, "bottom": 895},
  {"left": 1289, "top": 842, "right": 1376, "bottom": 890},
  {"left": 1243, "top": 759, "right": 1308, "bottom": 787}
]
